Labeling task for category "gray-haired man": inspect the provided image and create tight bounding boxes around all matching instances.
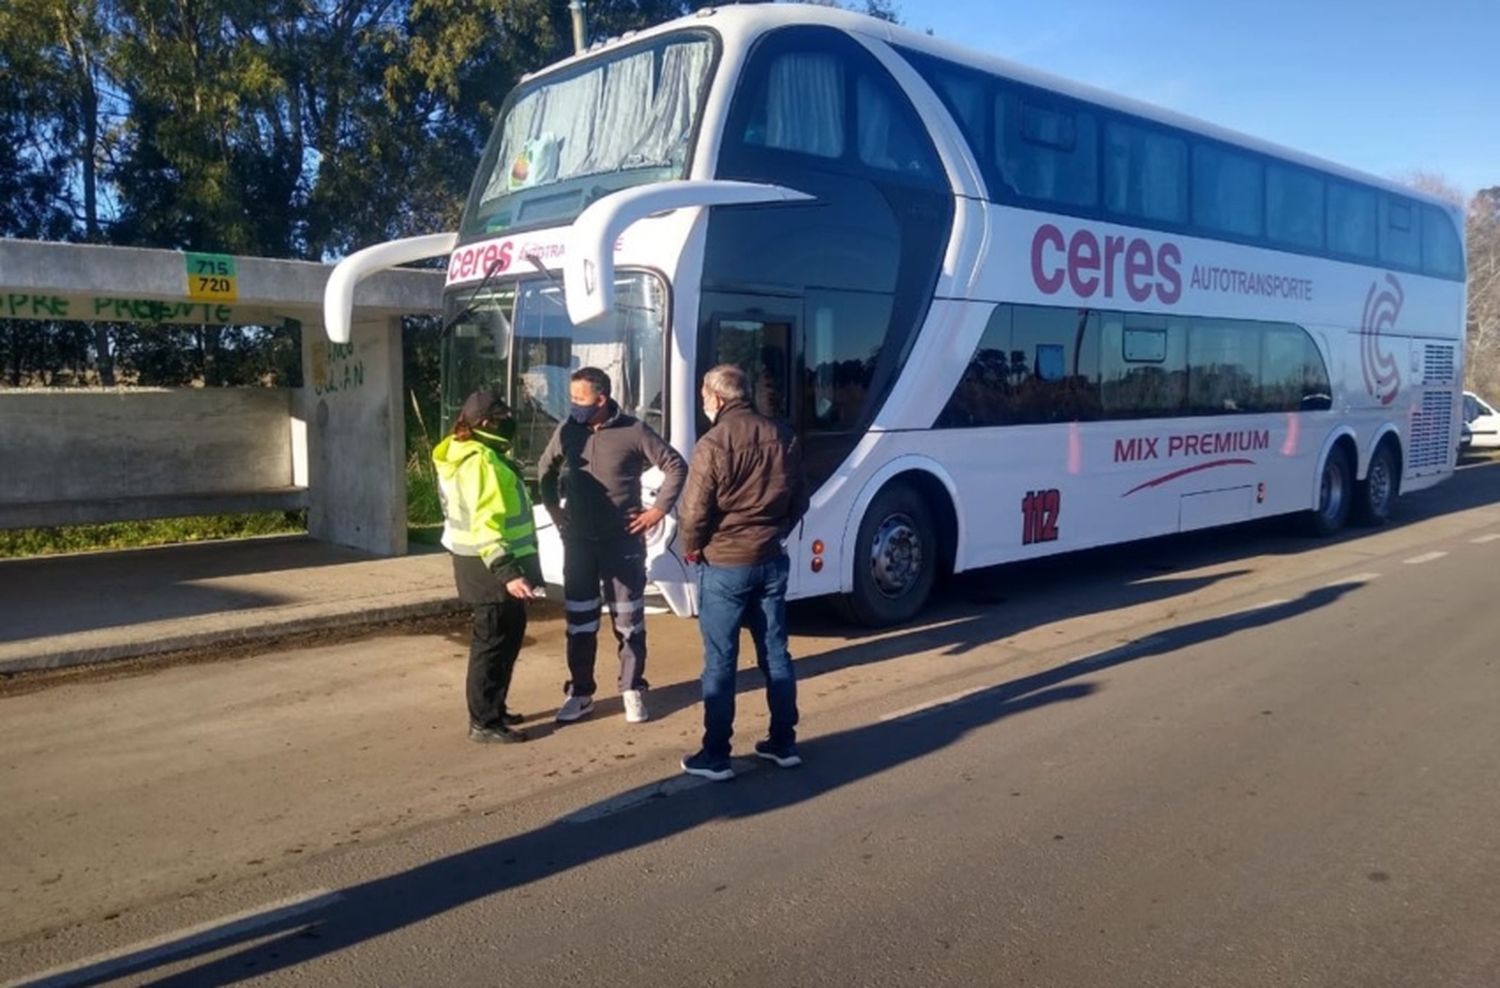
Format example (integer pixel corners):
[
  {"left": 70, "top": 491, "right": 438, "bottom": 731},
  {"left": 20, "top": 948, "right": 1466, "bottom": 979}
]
[{"left": 677, "top": 364, "right": 809, "bottom": 781}]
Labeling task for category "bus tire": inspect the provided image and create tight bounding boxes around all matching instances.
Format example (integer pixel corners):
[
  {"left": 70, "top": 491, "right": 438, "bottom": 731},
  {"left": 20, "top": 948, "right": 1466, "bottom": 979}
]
[
  {"left": 836, "top": 481, "right": 938, "bottom": 628},
  {"left": 1302, "top": 445, "right": 1353, "bottom": 536},
  {"left": 1353, "top": 440, "right": 1400, "bottom": 527}
]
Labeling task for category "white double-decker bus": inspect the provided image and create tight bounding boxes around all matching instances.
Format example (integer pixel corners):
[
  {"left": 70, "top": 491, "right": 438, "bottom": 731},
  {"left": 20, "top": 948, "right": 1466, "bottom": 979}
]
[{"left": 325, "top": 4, "right": 1467, "bottom": 626}]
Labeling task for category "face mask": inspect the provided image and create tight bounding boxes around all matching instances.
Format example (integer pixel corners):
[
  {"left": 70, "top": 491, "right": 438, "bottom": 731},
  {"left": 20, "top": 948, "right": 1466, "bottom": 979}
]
[
  {"left": 570, "top": 402, "right": 597, "bottom": 425},
  {"left": 704, "top": 399, "right": 720, "bottom": 423}
]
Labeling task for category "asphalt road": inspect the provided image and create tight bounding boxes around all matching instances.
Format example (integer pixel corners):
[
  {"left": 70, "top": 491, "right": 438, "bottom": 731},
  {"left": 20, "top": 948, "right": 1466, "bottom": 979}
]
[{"left": 4, "top": 455, "right": 1499, "bottom": 987}]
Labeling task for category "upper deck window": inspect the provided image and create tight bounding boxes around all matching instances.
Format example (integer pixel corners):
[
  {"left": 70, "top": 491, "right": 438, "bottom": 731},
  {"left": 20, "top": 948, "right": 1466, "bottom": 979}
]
[
  {"left": 743, "top": 51, "right": 845, "bottom": 158},
  {"left": 895, "top": 45, "right": 1464, "bottom": 282},
  {"left": 463, "top": 32, "right": 717, "bottom": 236},
  {"left": 1327, "top": 181, "right": 1377, "bottom": 260},
  {"left": 996, "top": 93, "right": 1099, "bottom": 208},
  {"left": 1422, "top": 204, "right": 1465, "bottom": 279},
  {"left": 1266, "top": 164, "right": 1325, "bottom": 250},
  {"left": 1193, "top": 144, "right": 1263, "bottom": 238},
  {"left": 1104, "top": 120, "right": 1187, "bottom": 224},
  {"left": 728, "top": 28, "right": 942, "bottom": 188},
  {"left": 1379, "top": 194, "right": 1422, "bottom": 268}
]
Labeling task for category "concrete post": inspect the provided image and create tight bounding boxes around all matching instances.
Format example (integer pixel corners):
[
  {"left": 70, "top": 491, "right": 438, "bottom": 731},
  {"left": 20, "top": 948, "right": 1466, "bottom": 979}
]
[{"left": 300, "top": 316, "right": 408, "bottom": 556}]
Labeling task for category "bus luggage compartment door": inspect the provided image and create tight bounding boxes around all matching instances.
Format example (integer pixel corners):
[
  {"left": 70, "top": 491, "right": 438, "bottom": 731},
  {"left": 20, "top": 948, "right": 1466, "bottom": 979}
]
[{"left": 1178, "top": 486, "right": 1254, "bottom": 532}]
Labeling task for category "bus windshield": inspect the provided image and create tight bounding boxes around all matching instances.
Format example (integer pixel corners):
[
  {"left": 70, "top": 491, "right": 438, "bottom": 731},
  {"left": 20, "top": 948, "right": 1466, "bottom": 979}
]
[
  {"left": 462, "top": 31, "right": 717, "bottom": 237},
  {"left": 441, "top": 272, "right": 668, "bottom": 476}
]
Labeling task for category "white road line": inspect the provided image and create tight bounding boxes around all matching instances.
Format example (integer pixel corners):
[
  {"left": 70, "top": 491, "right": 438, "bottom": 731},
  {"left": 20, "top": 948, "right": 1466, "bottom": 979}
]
[
  {"left": 879, "top": 684, "right": 994, "bottom": 722},
  {"left": 3, "top": 889, "right": 343, "bottom": 988},
  {"left": 1324, "top": 572, "right": 1383, "bottom": 587},
  {"left": 1469, "top": 534, "right": 1500, "bottom": 544},
  {"left": 878, "top": 636, "right": 1169, "bottom": 723},
  {"left": 1073, "top": 636, "right": 1168, "bottom": 667},
  {"left": 1403, "top": 551, "right": 1449, "bottom": 565},
  {"left": 563, "top": 761, "right": 761, "bottom": 824},
  {"left": 1222, "top": 599, "right": 1289, "bottom": 619}
]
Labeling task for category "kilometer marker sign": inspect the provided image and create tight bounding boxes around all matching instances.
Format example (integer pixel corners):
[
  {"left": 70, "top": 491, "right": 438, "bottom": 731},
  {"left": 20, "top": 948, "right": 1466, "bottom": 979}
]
[{"left": 186, "top": 252, "right": 238, "bottom": 301}]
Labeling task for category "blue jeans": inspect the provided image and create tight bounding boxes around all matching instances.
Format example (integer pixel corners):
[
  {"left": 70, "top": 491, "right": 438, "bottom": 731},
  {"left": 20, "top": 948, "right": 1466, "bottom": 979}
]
[{"left": 697, "top": 555, "right": 798, "bottom": 760}]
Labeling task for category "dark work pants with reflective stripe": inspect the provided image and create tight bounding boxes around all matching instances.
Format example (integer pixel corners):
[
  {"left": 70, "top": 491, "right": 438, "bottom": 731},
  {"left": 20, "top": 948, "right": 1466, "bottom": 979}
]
[
  {"left": 563, "top": 537, "right": 648, "bottom": 696},
  {"left": 467, "top": 598, "right": 527, "bottom": 728}
]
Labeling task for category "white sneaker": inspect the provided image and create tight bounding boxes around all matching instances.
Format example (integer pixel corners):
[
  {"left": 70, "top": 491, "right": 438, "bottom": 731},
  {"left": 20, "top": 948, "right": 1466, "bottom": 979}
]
[
  {"left": 622, "top": 689, "right": 649, "bottom": 724},
  {"left": 555, "top": 694, "right": 595, "bottom": 723}
]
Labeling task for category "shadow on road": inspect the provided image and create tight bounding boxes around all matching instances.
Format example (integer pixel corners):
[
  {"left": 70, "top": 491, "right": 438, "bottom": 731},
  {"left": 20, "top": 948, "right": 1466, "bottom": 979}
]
[
  {"left": 551, "top": 566, "right": 1254, "bottom": 734},
  {"left": 40, "top": 583, "right": 1355, "bottom": 988},
  {"left": 565, "top": 455, "right": 1500, "bottom": 730}
]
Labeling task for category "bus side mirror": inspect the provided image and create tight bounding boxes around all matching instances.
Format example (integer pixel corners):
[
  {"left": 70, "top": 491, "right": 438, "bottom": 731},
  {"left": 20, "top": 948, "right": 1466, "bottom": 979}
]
[
  {"left": 564, "top": 180, "right": 814, "bottom": 326},
  {"left": 323, "top": 232, "right": 459, "bottom": 343}
]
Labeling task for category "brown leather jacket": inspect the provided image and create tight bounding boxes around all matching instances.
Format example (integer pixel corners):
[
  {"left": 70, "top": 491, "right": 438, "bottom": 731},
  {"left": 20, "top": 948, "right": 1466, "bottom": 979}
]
[{"left": 677, "top": 400, "right": 809, "bottom": 566}]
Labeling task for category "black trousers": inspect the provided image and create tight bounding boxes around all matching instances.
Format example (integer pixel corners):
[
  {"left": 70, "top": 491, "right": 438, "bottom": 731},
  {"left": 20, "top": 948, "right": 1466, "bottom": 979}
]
[
  {"left": 562, "top": 537, "right": 648, "bottom": 696},
  {"left": 467, "top": 598, "right": 527, "bottom": 728}
]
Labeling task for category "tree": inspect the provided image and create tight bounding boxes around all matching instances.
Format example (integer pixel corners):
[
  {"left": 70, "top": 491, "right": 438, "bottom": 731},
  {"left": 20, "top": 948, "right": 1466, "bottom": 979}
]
[
  {"left": 1, "top": 0, "right": 125, "bottom": 383},
  {"left": 1, "top": 0, "right": 699, "bottom": 389},
  {"left": 1399, "top": 173, "right": 1500, "bottom": 397},
  {"left": 1467, "top": 187, "right": 1500, "bottom": 397},
  {"left": 782, "top": 0, "right": 902, "bottom": 23}
]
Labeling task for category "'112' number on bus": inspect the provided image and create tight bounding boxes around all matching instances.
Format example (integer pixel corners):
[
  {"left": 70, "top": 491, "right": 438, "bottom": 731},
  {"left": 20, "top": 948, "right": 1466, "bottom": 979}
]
[{"left": 1021, "top": 489, "right": 1061, "bottom": 545}]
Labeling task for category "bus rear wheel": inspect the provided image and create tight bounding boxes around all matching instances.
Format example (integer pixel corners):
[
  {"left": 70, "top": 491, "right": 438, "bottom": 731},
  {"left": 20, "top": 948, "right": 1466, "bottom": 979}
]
[
  {"left": 1353, "top": 441, "right": 1399, "bottom": 527},
  {"left": 1303, "top": 446, "right": 1353, "bottom": 536},
  {"left": 836, "top": 482, "right": 937, "bottom": 628}
]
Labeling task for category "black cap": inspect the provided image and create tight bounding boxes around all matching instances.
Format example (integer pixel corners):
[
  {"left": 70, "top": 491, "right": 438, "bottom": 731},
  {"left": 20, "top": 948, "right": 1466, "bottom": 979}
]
[{"left": 458, "top": 388, "right": 510, "bottom": 426}]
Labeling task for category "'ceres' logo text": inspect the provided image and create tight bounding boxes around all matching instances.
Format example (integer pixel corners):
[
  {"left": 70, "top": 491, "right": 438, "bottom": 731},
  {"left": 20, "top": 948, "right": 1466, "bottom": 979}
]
[{"left": 1031, "top": 224, "right": 1182, "bottom": 304}]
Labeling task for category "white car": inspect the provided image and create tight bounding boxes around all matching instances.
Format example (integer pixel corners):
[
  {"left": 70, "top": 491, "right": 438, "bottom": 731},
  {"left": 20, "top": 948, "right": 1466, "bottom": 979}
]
[{"left": 1464, "top": 391, "right": 1500, "bottom": 448}]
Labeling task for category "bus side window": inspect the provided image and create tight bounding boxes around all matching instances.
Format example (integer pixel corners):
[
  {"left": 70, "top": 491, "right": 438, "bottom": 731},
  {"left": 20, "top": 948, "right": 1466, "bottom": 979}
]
[
  {"left": 1261, "top": 326, "right": 1332, "bottom": 413},
  {"left": 1101, "top": 314, "right": 1188, "bottom": 419},
  {"left": 1379, "top": 194, "right": 1422, "bottom": 269},
  {"left": 1193, "top": 143, "right": 1263, "bottom": 239},
  {"left": 1187, "top": 319, "right": 1260, "bottom": 415},
  {"left": 1266, "top": 164, "right": 1325, "bottom": 250},
  {"left": 803, "top": 290, "right": 893, "bottom": 432},
  {"left": 936, "top": 304, "right": 1100, "bottom": 427},
  {"left": 1327, "top": 181, "right": 1377, "bottom": 260},
  {"left": 708, "top": 316, "right": 793, "bottom": 423},
  {"left": 1422, "top": 204, "right": 1464, "bottom": 279},
  {"left": 995, "top": 90, "right": 1099, "bottom": 208},
  {"left": 741, "top": 51, "right": 845, "bottom": 159},
  {"left": 1104, "top": 120, "right": 1187, "bottom": 225},
  {"left": 1008, "top": 305, "right": 1101, "bottom": 423},
  {"left": 854, "top": 75, "right": 942, "bottom": 181}
]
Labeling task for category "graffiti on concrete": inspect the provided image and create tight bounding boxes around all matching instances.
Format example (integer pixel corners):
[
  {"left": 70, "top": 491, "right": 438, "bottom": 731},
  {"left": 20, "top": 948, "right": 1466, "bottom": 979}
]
[
  {"left": 1, "top": 294, "right": 236, "bottom": 324},
  {"left": 310, "top": 341, "right": 365, "bottom": 396}
]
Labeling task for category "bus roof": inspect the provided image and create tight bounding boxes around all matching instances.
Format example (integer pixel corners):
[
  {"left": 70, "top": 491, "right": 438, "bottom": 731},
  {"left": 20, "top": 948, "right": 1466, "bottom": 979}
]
[{"left": 528, "top": 3, "right": 1459, "bottom": 217}]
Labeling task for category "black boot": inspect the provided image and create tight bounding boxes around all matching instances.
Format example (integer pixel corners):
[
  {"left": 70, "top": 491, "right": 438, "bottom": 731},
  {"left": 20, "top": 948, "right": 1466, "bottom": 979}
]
[{"left": 469, "top": 723, "right": 528, "bottom": 744}]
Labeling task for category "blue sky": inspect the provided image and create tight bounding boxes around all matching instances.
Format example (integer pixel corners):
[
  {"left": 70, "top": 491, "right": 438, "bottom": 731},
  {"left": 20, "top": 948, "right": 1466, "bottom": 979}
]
[{"left": 912, "top": 0, "right": 1498, "bottom": 198}]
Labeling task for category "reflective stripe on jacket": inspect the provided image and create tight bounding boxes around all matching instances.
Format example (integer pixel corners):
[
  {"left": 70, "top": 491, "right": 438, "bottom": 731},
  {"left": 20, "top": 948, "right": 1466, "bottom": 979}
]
[{"left": 432, "top": 433, "right": 538, "bottom": 576}]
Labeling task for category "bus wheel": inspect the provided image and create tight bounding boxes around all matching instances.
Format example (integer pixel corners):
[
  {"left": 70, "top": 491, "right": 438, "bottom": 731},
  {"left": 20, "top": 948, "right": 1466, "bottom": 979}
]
[
  {"left": 1353, "top": 441, "right": 1400, "bottom": 527},
  {"left": 1303, "top": 446, "right": 1353, "bottom": 536},
  {"left": 837, "top": 482, "right": 937, "bottom": 627}
]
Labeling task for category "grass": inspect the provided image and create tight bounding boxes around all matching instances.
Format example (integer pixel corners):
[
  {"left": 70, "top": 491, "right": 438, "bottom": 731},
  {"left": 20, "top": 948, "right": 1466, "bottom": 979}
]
[
  {"left": 0, "top": 511, "right": 307, "bottom": 559},
  {"left": 406, "top": 390, "right": 445, "bottom": 547},
  {"left": 407, "top": 449, "right": 446, "bottom": 547}
]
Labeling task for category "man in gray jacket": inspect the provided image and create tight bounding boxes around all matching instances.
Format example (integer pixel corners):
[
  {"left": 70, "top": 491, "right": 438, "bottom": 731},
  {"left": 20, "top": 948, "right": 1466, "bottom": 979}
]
[{"left": 538, "top": 367, "right": 687, "bottom": 724}]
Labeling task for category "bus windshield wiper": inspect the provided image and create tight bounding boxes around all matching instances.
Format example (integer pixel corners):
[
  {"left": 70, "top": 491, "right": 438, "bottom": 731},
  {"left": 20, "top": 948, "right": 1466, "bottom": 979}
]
[
  {"left": 443, "top": 254, "right": 512, "bottom": 334},
  {"left": 524, "top": 252, "right": 569, "bottom": 300}
]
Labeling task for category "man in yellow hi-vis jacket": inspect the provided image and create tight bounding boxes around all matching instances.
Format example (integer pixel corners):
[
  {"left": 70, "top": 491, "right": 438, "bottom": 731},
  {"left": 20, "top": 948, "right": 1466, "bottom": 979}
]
[{"left": 433, "top": 389, "right": 545, "bottom": 744}]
